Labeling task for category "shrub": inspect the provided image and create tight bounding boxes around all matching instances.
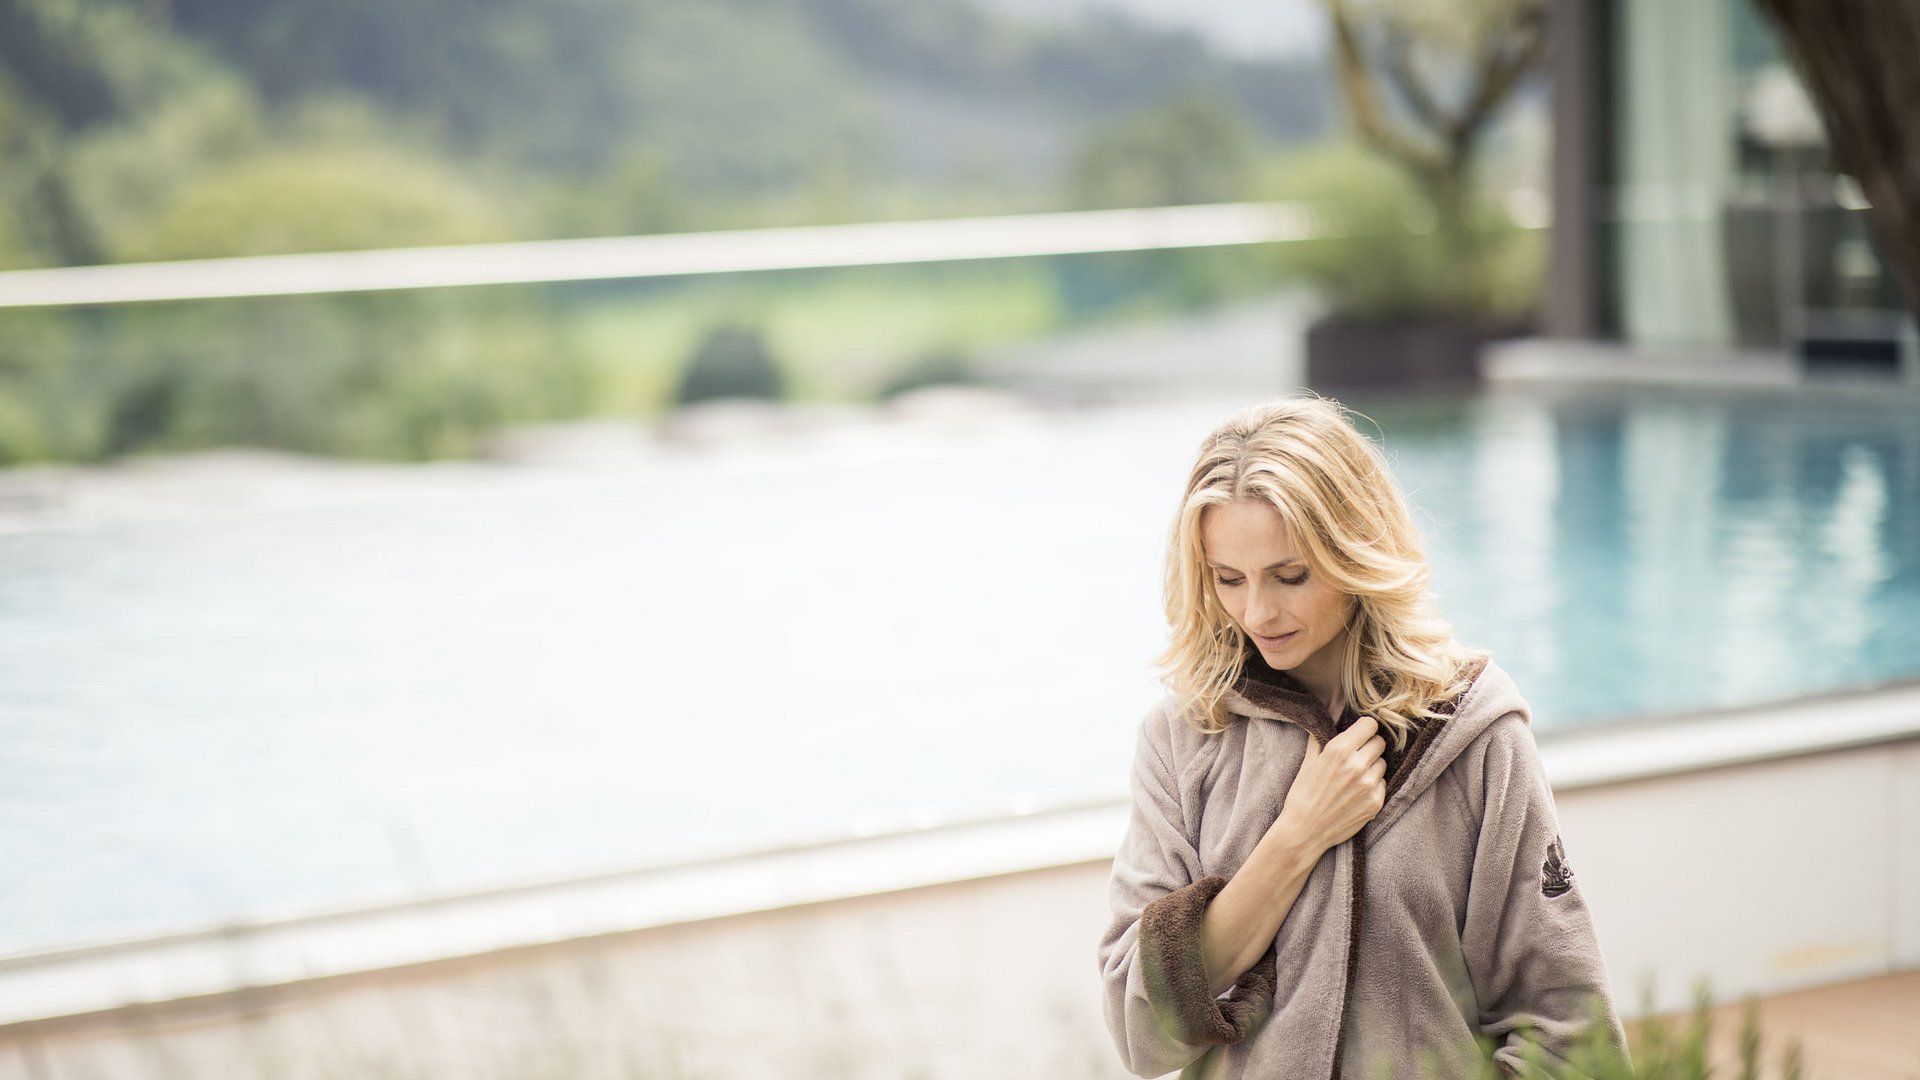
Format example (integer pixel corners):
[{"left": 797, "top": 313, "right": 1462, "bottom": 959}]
[
  {"left": 1494, "top": 983, "right": 1807, "bottom": 1080},
  {"left": 673, "top": 323, "right": 785, "bottom": 405},
  {"left": 1259, "top": 140, "right": 1542, "bottom": 321},
  {"left": 876, "top": 347, "right": 975, "bottom": 399}
]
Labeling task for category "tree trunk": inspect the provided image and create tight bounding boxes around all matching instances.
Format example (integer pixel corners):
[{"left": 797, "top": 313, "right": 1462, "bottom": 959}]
[
  {"left": 1752, "top": 0, "right": 1920, "bottom": 313},
  {"left": 1424, "top": 161, "right": 1477, "bottom": 312}
]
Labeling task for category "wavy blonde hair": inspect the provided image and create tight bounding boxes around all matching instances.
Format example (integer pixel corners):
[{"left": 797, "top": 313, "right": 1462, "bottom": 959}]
[{"left": 1153, "top": 393, "right": 1485, "bottom": 748}]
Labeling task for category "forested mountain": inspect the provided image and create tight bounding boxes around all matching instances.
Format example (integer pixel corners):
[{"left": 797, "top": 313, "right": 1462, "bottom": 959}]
[
  {"left": 0, "top": 0, "right": 1343, "bottom": 467},
  {"left": 0, "top": 0, "right": 1331, "bottom": 267},
  {"left": 159, "top": 0, "right": 1330, "bottom": 172}
]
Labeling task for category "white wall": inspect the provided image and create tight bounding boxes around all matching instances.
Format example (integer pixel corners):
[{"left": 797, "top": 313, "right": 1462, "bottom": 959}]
[{"left": 1556, "top": 737, "right": 1920, "bottom": 1015}]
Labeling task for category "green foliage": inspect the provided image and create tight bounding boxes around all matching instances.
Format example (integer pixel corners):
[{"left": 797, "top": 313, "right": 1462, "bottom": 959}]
[
  {"left": 1341, "top": 983, "right": 1824, "bottom": 1080},
  {"left": 150, "top": 0, "right": 1329, "bottom": 198},
  {"left": 1052, "top": 95, "right": 1282, "bottom": 316},
  {"left": 1, "top": 0, "right": 229, "bottom": 125},
  {"left": 674, "top": 323, "right": 786, "bottom": 405},
  {"left": 0, "top": 71, "right": 74, "bottom": 268},
  {"left": 117, "top": 143, "right": 519, "bottom": 261},
  {"left": 1070, "top": 93, "right": 1262, "bottom": 210},
  {"left": 548, "top": 263, "right": 1062, "bottom": 418},
  {"left": 1259, "top": 140, "right": 1542, "bottom": 319},
  {"left": 541, "top": 152, "right": 697, "bottom": 240},
  {"left": 1052, "top": 247, "right": 1281, "bottom": 319},
  {"left": 0, "top": 289, "right": 592, "bottom": 465},
  {"left": 1, "top": 0, "right": 262, "bottom": 263},
  {"left": 0, "top": 307, "right": 89, "bottom": 463},
  {"left": 1481, "top": 983, "right": 1812, "bottom": 1080},
  {"left": 0, "top": 0, "right": 1341, "bottom": 466},
  {"left": 61, "top": 76, "right": 264, "bottom": 259},
  {"left": 876, "top": 347, "right": 976, "bottom": 399},
  {"left": 617, "top": 0, "right": 886, "bottom": 196}
]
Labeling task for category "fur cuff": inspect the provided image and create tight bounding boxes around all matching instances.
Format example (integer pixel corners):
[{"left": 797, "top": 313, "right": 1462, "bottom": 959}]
[{"left": 1139, "top": 874, "right": 1278, "bottom": 1046}]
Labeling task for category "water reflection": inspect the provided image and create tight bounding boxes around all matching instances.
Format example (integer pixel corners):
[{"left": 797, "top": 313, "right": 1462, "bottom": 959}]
[
  {"left": 1470, "top": 395, "right": 1564, "bottom": 680},
  {"left": 1367, "top": 385, "right": 1919, "bottom": 727}
]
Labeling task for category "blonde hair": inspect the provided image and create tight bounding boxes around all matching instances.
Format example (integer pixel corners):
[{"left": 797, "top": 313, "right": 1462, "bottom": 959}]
[{"left": 1153, "top": 393, "right": 1485, "bottom": 748}]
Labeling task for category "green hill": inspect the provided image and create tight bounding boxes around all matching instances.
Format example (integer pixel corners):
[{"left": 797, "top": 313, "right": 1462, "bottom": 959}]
[{"left": 0, "top": 0, "right": 1331, "bottom": 265}]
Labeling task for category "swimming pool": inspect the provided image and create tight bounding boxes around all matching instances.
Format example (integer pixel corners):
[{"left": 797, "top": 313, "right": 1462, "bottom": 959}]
[{"left": 2, "top": 383, "right": 1915, "bottom": 955}]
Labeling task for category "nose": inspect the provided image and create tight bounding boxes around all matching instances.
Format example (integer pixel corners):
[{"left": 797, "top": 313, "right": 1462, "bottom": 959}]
[{"left": 1244, "top": 579, "right": 1282, "bottom": 633}]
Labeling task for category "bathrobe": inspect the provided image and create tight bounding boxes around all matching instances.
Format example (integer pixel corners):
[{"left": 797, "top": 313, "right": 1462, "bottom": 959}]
[{"left": 1097, "top": 654, "right": 1626, "bottom": 1080}]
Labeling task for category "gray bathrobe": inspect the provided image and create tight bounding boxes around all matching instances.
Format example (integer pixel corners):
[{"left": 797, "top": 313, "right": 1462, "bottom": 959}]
[{"left": 1098, "top": 655, "right": 1626, "bottom": 1080}]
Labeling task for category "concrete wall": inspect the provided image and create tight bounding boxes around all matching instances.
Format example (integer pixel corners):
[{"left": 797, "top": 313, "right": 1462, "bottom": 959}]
[
  {"left": 1556, "top": 738, "right": 1920, "bottom": 1014},
  {"left": 0, "top": 864, "right": 1130, "bottom": 1080},
  {"left": 4, "top": 736, "right": 1916, "bottom": 1080}
]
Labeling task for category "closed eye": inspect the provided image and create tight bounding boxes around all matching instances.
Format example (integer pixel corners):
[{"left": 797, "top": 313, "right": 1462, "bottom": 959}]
[{"left": 1213, "top": 571, "right": 1310, "bottom": 587}]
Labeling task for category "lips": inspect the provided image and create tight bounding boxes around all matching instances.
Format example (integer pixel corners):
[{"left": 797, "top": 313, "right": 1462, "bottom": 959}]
[{"left": 1253, "top": 630, "right": 1298, "bottom": 648}]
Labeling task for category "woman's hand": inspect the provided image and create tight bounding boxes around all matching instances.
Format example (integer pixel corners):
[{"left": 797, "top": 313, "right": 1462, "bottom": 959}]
[{"left": 1274, "top": 715, "right": 1388, "bottom": 855}]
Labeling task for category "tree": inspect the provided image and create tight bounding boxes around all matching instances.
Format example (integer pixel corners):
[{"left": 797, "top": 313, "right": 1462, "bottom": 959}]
[
  {"left": 1312, "top": 0, "right": 1544, "bottom": 312},
  {"left": 1750, "top": 1, "right": 1920, "bottom": 313},
  {"left": 1068, "top": 94, "right": 1261, "bottom": 210},
  {"left": 675, "top": 324, "right": 786, "bottom": 405}
]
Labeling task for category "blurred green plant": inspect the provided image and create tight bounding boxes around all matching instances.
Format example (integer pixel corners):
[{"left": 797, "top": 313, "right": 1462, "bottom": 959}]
[
  {"left": 1259, "top": 140, "right": 1542, "bottom": 320},
  {"left": 0, "top": 289, "right": 593, "bottom": 465},
  {"left": 876, "top": 346, "right": 976, "bottom": 399},
  {"left": 1535, "top": 983, "right": 1803, "bottom": 1080},
  {"left": 1346, "top": 981, "right": 1818, "bottom": 1080},
  {"left": 1311, "top": 0, "right": 1545, "bottom": 317},
  {"left": 115, "top": 143, "right": 519, "bottom": 261},
  {"left": 0, "top": 0, "right": 1351, "bottom": 467},
  {"left": 673, "top": 323, "right": 786, "bottom": 405},
  {"left": 1068, "top": 93, "right": 1261, "bottom": 210},
  {"left": 1059, "top": 94, "right": 1284, "bottom": 314},
  {"left": 0, "top": 130, "right": 583, "bottom": 465}
]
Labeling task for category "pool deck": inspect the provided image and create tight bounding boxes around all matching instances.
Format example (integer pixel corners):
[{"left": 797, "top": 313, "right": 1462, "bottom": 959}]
[
  {"left": 1643, "top": 967, "right": 1920, "bottom": 1080},
  {"left": 1482, "top": 335, "right": 1920, "bottom": 397}
]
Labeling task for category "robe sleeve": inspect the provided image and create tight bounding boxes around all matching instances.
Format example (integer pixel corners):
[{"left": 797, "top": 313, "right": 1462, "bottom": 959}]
[
  {"left": 1460, "top": 715, "right": 1630, "bottom": 1078},
  {"left": 1097, "top": 702, "right": 1278, "bottom": 1079}
]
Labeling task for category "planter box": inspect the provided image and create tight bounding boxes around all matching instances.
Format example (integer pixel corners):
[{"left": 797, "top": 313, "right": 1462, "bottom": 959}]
[{"left": 1305, "top": 313, "right": 1531, "bottom": 391}]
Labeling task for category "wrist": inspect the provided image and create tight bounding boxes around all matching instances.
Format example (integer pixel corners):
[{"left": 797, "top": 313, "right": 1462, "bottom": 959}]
[{"left": 1267, "top": 809, "right": 1326, "bottom": 861}]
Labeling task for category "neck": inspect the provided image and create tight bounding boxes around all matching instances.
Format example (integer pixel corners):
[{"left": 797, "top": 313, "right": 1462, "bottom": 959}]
[{"left": 1289, "top": 629, "right": 1351, "bottom": 719}]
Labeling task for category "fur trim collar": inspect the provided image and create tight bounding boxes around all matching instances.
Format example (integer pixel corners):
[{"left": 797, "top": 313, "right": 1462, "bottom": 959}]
[{"left": 1222, "top": 648, "right": 1492, "bottom": 808}]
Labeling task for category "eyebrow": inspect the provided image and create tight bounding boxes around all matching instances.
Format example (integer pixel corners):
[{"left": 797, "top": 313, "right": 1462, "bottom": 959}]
[{"left": 1207, "top": 558, "right": 1303, "bottom": 572}]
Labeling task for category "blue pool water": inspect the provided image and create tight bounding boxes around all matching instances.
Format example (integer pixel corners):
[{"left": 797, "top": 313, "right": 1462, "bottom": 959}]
[{"left": 2, "top": 383, "right": 1916, "bottom": 954}]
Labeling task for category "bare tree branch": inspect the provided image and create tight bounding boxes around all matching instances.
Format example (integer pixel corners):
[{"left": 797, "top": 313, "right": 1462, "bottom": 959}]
[
  {"left": 1450, "top": 2, "right": 1545, "bottom": 157},
  {"left": 1310, "top": 0, "right": 1546, "bottom": 313},
  {"left": 1380, "top": 25, "right": 1450, "bottom": 143},
  {"left": 1318, "top": 0, "right": 1446, "bottom": 178}
]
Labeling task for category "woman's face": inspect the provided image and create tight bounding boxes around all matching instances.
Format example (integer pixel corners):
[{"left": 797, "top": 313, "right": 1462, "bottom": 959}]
[{"left": 1200, "top": 497, "right": 1354, "bottom": 697}]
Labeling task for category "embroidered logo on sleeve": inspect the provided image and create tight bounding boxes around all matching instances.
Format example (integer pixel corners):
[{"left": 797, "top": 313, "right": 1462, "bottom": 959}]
[{"left": 1542, "top": 835, "right": 1574, "bottom": 898}]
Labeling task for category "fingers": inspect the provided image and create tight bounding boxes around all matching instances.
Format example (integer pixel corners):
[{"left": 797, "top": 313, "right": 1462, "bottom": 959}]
[
  {"left": 1365, "top": 757, "right": 1387, "bottom": 784},
  {"left": 1333, "top": 716, "right": 1387, "bottom": 764},
  {"left": 1334, "top": 714, "right": 1378, "bottom": 748}
]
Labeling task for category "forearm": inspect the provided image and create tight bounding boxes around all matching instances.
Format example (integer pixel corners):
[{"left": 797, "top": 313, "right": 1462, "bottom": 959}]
[{"left": 1199, "top": 815, "right": 1324, "bottom": 997}]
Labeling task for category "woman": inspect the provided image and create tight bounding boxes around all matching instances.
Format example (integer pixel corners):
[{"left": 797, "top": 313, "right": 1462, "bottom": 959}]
[{"left": 1097, "top": 395, "right": 1626, "bottom": 1080}]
